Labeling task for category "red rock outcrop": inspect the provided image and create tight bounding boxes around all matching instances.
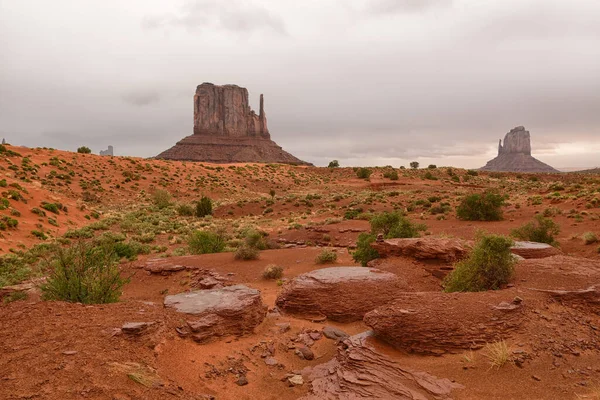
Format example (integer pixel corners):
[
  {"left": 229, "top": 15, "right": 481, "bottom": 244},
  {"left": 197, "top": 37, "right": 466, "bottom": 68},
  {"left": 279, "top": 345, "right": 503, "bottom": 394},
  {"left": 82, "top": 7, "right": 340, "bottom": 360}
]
[
  {"left": 371, "top": 237, "right": 472, "bottom": 262},
  {"left": 511, "top": 241, "right": 562, "bottom": 259},
  {"left": 156, "top": 83, "right": 310, "bottom": 165},
  {"left": 300, "top": 331, "right": 464, "bottom": 399},
  {"left": 275, "top": 267, "right": 405, "bottom": 322},
  {"left": 164, "top": 285, "right": 266, "bottom": 342},
  {"left": 480, "top": 126, "right": 559, "bottom": 173},
  {"left": 364, "top": 292, "right": 525, "bottom": 355}
]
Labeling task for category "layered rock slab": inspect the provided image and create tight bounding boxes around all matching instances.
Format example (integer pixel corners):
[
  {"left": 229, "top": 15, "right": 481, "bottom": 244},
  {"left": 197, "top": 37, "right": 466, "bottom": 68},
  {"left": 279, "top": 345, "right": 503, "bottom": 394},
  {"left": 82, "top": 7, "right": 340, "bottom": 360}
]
[
  {"left": 300, "top": 331, "right": 464, "bottom": 399},
  {"left": 275, "top": 267, "right": 404, "bottom": 322},
  {"left": 364, "top": 292, "right": 525, "bottom": 354},
  {"left": 164, "top": 285, "right": 266, "bottom": 342},
  {"left": 156, "top": 83, "right": 310, "bottom": 165},
  {"left": 372, "top": 237, "right": 472, "bottom": 262},
  {"left": 511, "top": 241, "right": 562, "bottom": 259},
  {"left": 480, "top": 126, "right": 559, "bottom": 173}
]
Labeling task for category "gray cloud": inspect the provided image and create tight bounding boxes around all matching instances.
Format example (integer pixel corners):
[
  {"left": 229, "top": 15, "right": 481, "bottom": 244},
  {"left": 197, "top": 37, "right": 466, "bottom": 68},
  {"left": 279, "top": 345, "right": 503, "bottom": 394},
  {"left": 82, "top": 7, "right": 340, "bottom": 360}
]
[
  {"left": 142, "top": 0, "right": 287, "bottom": 35},
  {"left": 367, "top": 0, "right": 453, "bottom": 14},
  {"left": 122, "top": 90, "right": 161, "bottom": 106}
]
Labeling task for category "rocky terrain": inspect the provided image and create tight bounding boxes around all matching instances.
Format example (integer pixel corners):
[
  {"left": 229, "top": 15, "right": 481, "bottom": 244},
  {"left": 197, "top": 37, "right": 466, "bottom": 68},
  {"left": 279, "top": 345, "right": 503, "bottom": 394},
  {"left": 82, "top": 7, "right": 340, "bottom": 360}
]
[
  {"left": 480, "top": 126, "right": 559, "bottom": 173},
  {"left": 1, "top": 145, "right": 600, "bottom": 399},
  {"left": 157, "top": 83, "right": 311, "bottom": 165}
]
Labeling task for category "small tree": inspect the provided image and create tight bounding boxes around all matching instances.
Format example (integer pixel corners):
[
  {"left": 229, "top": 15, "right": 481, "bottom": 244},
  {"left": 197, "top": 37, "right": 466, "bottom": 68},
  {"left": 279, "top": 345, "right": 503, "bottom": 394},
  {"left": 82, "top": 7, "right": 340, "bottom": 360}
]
[
  {"left": 269, "top": 189, "right": 276, "bottom": 200},
  {"left": 328, "top": 160, "right": 340, "bottom": 168},
  {"left": 196, "top": 196, "right": 213, "bottom": 217},
  {"left": 428, "top": 164, "right": 437, "bottom": 169},
  {"left": 410, "top": 161, "right": 419, "bottom": 169},
  {"left": 352, "top": 233, "right": 380, "bottom": 267},
  {"left": 77, "top": 146, "right": 92, "bottom": 154}
]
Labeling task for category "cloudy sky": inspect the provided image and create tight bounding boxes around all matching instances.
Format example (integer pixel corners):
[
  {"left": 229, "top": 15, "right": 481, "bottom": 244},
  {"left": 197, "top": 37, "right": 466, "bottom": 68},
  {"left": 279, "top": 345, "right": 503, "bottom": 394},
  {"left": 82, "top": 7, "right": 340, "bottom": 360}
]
[{"left": 1, "top": 0, "right": 599, "bottom": 168}]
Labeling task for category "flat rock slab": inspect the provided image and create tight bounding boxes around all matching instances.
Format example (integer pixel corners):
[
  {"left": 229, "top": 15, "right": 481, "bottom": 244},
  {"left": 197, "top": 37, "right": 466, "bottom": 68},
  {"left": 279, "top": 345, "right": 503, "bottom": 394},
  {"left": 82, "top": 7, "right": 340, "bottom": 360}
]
[
  {"left": 144, "top": 259, "right": 187, "bottom": 274},
  {"left": 372, "top": 237, "right": 472, "bottom": 262},
  {"left": 511, "top": 241, "right": 562, "bottom": 259},
  {"left": 364, "top": 291, "right": 525, "bottom": 355},
  {"left": 300, "top": 331, "right": 463, "bottom": 399},
  {"left": 275, "top": 267, "right": 405, "bottom": 322},
  {"left": 165, "top": 285, "right": 266, "bottom": 342}
]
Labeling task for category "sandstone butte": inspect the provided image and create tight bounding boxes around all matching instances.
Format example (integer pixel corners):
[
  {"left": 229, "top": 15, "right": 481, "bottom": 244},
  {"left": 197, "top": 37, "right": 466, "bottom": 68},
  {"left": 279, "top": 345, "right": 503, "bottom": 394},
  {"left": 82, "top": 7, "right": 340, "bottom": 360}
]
[
  {"left": 156, "top": 83, "right": 311, "bottom": 165},
  {"left": 480, "top": 126, "right": 559, "bottom": 173}
]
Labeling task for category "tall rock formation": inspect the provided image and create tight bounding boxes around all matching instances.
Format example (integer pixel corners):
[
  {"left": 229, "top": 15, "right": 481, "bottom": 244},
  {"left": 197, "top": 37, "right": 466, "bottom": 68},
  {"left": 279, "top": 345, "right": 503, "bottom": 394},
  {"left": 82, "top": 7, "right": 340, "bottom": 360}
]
[
  {"left": 480, "top": 126, "right": 559, "bottom": 173},
  {"left": 156, "top": 83, "right": 310, "bottom": 165}
]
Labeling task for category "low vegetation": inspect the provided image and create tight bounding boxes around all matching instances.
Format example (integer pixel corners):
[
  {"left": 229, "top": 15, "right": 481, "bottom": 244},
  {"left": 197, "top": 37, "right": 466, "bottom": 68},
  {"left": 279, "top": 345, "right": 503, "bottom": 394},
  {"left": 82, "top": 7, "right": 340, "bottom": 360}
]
[
  {"left": 511, "top": 215, "right": 560, "bottom": 246},
  {"left": 484, "top": 340, "right": 513, "bottom": 369},
  {"left": 456, "top": 191, "right": 507, "bottom": 221},
  {"left": 188, "top": 230, "right": 226, "bottom": 255},
  {"left": 262, "top": 264, "right": 283, "bottom": 280},
  {"left": 315, "top": 249, "right": 337, "bottom": 264},
  {"left": 444, "top": 233, "right": 515, "bottom": 292}
]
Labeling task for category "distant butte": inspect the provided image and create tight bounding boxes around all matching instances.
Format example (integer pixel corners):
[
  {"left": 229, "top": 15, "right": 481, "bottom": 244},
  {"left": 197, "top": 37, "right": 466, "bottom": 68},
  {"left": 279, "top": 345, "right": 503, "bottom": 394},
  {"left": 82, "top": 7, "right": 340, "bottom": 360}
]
[
  {"left": 480, "top": 126, "right": 559, "bottom": 173},
  {"left": 156, "top": 83, "right": 311, "bottom": 165}
]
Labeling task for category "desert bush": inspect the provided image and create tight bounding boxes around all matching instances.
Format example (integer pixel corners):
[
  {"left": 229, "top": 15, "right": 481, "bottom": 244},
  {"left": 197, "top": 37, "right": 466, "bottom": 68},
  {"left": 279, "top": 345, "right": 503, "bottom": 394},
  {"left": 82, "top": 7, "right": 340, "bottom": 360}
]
[
  {"left": 315, "top": 249, "right": 337, "bottom": 264},
  {"left": 511, "top": 215, "right": 560, "bottom": 246},
  {"left": 41, "top": 242, "right": 128, "bottom": 304},
  {"left": 41, "top": 202, "right": 61, "bottom": 214},
  {"left": 444, "top": 233, "right": 515, "bottom": 292},
  {"left": 370, "top": 211, "right": 426, "bottom": 239},
  {"left": 456, "top": 191, "right": 507, "bottom": 221},
  {"left": 356, "top": 168, "right": 372, "bottom": 180},
  {"left": 196, "top": 196, "right": 213, "bottom": 217},
  {"left": 352, "top": 233, "right": 380, "bottom": 267},
  {"left": 383, "top": 169, "right": 399, "bottom": 180},
  {"left": 188, "top": 230, "right": 226, "bottom": 254},
  {"left": 262, "top": 264, "right": 283, "bottom": 280},
  {"left": 176, "top": 203, "right": 195, "bottom": 216},
  {"left": 77, "top": 146, "right": 92, "bottom": 154},
  {"left": 328, "top": 160, "right": 340, "bottom": 168},
  {"left": 428, "top": 164, "right": 437, "bottom": 169},
  {"left": 244, "top": 229, "right": 268, "bottom": 250},
  {"left": 582, "top": 232, "right": 598, "bottom": 245},
  {"left": 466, "top": 170, "right": 478, "bottom": 176},
  {"left": 410, "top": 161, "right": 419, "bottom": 169},
  {"left": 152, "top": 190, "right": 171, "bottom": 209},
  {"left": 234, "top": 245, "right": 259, "bottom": 260}
]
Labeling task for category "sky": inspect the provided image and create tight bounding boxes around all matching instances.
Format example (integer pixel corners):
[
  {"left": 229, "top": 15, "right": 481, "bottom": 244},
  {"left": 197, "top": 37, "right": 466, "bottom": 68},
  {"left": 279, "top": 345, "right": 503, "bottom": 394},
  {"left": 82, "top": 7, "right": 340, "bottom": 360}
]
[{"left": 1, "top": 0, "right": 599, "bottom": 169}]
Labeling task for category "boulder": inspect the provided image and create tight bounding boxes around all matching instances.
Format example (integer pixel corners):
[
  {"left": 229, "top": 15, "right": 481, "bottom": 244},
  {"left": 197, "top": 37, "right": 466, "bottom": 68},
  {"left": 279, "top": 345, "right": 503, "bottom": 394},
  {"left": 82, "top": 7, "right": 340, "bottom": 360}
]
[
  {"left": 511, "top": 241, "right": 562, "bottom": 259},
  {"left": 364, "top": 292, "right": 525, "bottom": 355},
  {"left": 300, "top": 331, "right": 464, "bottom": 399},
  {"left": 275, "top": 267, "right": 404, "bottom": 322},
  {"left": 156, "top": 83, "right": 310, "bottom": 165},
  {"left": 164, "top": 285, "right": 266, "bottom": 342},
  {"left": 144, "top": 259, "right": 186, "bottom": 274},
  {"left": 371, "top": 237, "right": 472, "bottom": 262}
]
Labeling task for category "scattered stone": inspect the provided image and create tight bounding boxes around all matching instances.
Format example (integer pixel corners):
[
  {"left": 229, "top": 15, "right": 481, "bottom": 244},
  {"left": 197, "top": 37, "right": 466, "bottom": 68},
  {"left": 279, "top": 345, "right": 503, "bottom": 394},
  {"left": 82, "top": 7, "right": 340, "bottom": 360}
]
[
  {"left": 264, "top": 357, "right": 279, "bottom": 366},
  {"left": 62, "top": 350, "right": 78, "bottom": 355},
  {"left": 322, "top": 326, "right": 349, "bottom": 341},
  {"left": 296, "top": 346, "right": 314, "bottom": 360},
  {"left": 276, "top": 322, "right": 291, "bottom": 333},
  {"left": 532, "top": 375, "right": 542, "bottom": 381},
  {"left": 235, "top": 375, "right": 248, "bottom": 386},
  {"left": 121, "top": 322, "right": 154, "bottom": 335},
  {"left": 276, "top": 267, "right": 404, "bottom": 322},
  {"left": 143, "top": 259, "right": 186, "bottom": 274},
  {"left": 164, "top": 285, "right": 267, "bottom": 343},
  {"left": 287, "top": 375, "right": 304, "bottom": 387}
]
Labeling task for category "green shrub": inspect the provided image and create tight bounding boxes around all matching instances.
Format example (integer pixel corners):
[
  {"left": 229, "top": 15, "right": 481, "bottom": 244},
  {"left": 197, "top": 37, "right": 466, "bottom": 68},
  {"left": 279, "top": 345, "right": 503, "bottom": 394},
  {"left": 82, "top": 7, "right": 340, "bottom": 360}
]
[
  {"left": 31, "top": 230, "right": 47, "bottom": 240},
  {"left": 315, "top": 249, "right": 337, "bottom": 264},
  {"left": 196, "top": 196, "right": 213, "bottom": 217},
  {"left": 234, "top": 245, "right": 259, "bottom": 260},
  {"left": 352, "top": 233, "right": 380, "bottom": 266},
  {"left": 41, "top": 242, "right": 129, "bottom": 304},
  {"left": 383, "top": 169, "right": 399, "bottom": 180},
  {"left": 456, "top": 191, "right": 507, "bottom": 221},
  {"left": 410, "top": 161, "right": 419, "bottom": 169},
  {"left": 328, "top": 160, "right": 340, "bottom": 168},
  {"left": 176, "top": 203, "right": 195, "bottom": 216},
  {"left": 152, "top": 189, "right": 171, "bottom": 209},
  {"left": 582, "top": 232, "right": 598, "bottom": 245},
  {"left": 244, "top": 229, "right": 268, "bottom": 250},
  {"left": 41, "top": 203, "right": 60, "bottom": 214},
  {"left": 467, "top": 170, "right": 479, "bottom": 176},
  {"left": 188, "top": 230, "right": 226, "bottom": 255},
  {"left": 444, "top": 234, "right": 515, "bottom": 292},
  {"left": 370, "top": 211, "right": 426, "bottom": 238},
  {"left": 428, "top": 164, "right": 437, "bottom": 169},
  {"left": 511, "top": 215, "right": 560, "bottom": 246},
  {"left": 262, "top": 264, "right": 284, "bottom": 280},
  {"left": 77, "top": 146, "right": 92, "bottom": 154},
  {"left": 344, "top": 208, "right": 363, "bottom": 220},
  {"left": 356, "top": 168, "right": 372, "bottom": 180}
]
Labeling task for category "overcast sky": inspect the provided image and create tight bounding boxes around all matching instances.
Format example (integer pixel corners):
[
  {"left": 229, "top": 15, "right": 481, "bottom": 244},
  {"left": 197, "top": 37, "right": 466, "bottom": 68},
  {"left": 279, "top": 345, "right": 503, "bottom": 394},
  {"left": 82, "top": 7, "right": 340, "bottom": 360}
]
[{"left": 1, "top": 0, "right": 599, "bottom": 168}]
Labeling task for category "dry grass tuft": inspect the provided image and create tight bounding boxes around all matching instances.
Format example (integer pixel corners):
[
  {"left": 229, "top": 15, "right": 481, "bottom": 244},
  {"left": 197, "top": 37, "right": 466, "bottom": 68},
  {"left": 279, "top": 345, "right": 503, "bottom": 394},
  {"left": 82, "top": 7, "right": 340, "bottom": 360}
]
[{"left": 483, "top": 340, "right": 512, "bottom": 369}]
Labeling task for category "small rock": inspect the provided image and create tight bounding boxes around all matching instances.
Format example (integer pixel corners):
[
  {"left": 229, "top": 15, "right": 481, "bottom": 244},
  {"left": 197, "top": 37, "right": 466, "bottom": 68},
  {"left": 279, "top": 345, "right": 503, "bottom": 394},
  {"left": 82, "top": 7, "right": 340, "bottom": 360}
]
[
  {"left": 264, "top": 357, "right": 279, "bottom": 366},
  {"left": 62, "top": 350, "right": 78, "bottom": 355},
  {"left": 122, "top": 322, "right": 153, "bottom": 335},
  {"left": 276, "top": 323, "right": 291, "bottom": 333},
  {"left": 532, "top": 375, "right": 541, "bottom": 381},
  {"left": 236, "top": 375, "right": 248, "bottom": 386},
  {"left": 287, "top": 374, "right": 304, "bottom": 387},
  {"left": 308, "top": 332, "right": 322, "bottom": 341},
  {"left": 296, "top": 346, "right": 314, "bottom": 360},
  {"left": 322, "top": 326, "right": 349, "bottom": 341}
]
